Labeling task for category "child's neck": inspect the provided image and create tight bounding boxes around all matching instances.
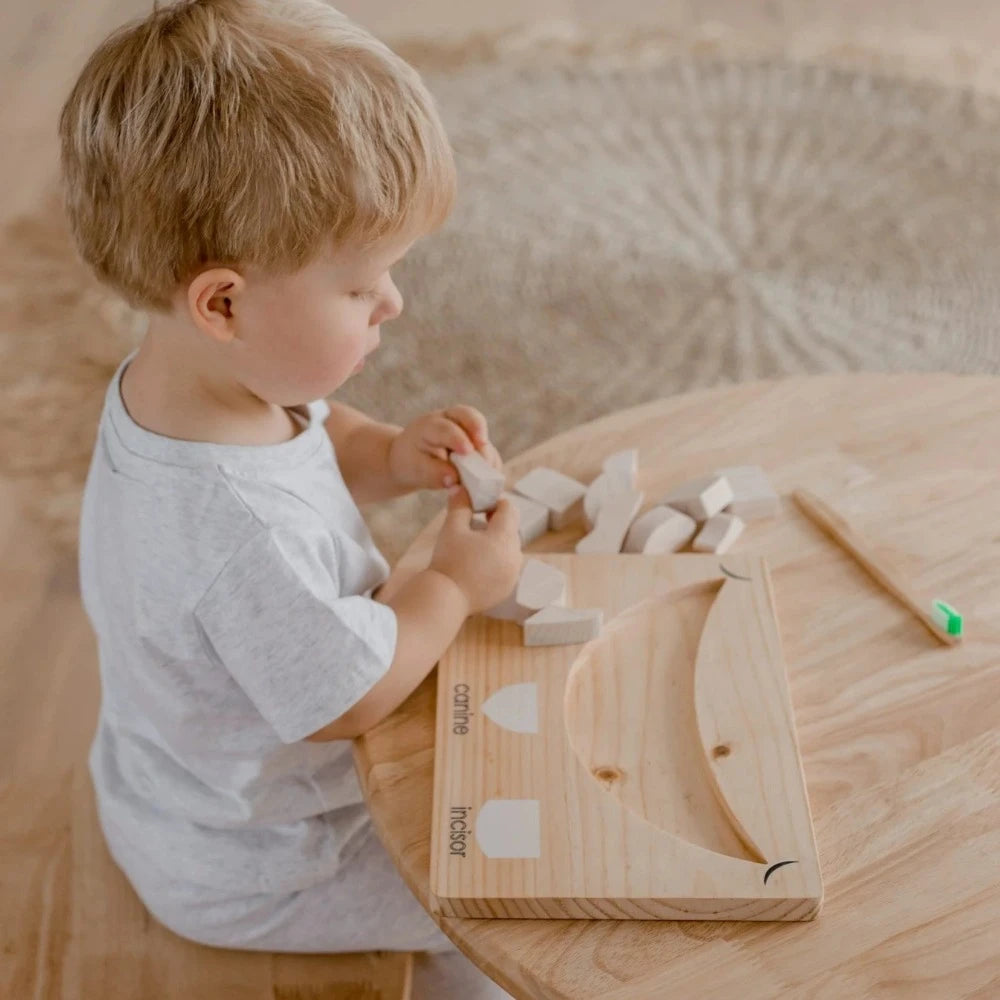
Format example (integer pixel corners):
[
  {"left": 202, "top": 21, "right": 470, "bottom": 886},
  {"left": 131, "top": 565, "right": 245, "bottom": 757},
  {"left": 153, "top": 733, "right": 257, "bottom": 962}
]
[{"left": 120, "top": 320, "right": 302, "bottom": 447}]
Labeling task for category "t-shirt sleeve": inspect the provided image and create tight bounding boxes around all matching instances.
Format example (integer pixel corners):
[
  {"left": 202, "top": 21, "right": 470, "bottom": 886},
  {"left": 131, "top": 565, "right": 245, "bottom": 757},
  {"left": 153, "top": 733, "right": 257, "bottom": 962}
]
[{"left": 194, "top": 526, "right": 397, "bottom": 744}]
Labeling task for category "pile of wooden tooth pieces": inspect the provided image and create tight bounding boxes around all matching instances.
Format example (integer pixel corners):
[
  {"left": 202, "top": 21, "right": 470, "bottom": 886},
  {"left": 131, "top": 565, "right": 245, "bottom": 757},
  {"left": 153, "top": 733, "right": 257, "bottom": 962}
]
[{"left": 449, "top": 449, "right": 778, "bottom": 647}]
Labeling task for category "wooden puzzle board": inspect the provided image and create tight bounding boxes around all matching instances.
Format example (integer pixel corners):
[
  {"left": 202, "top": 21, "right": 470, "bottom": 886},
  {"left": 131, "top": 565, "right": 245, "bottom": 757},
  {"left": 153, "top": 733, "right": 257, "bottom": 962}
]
[{"left": 430, "top": 553, "right": 823, "bottom": 920}]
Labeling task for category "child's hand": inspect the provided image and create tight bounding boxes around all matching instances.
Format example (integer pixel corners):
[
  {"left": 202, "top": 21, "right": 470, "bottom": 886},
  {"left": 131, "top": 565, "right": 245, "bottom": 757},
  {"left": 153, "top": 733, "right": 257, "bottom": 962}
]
[
  {"left": 387, "top": 405, "right": 502, "bottom": 493},
  {"left": 429, "top": 486, "right": 522, "bottom": 614}
]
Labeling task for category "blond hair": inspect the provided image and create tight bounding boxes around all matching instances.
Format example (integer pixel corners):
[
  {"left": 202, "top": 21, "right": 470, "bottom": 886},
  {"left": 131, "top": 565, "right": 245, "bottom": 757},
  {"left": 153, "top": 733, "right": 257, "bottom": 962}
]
[{"left": 59, "top": 0, "right": 456, "bottom": 311}]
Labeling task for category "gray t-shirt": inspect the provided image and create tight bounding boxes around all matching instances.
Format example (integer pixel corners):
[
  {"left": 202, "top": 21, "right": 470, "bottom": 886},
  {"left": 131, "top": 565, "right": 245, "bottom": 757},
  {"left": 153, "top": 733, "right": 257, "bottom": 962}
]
[{"left": 79, "top": 350, "right": 398, "bottom": 898}]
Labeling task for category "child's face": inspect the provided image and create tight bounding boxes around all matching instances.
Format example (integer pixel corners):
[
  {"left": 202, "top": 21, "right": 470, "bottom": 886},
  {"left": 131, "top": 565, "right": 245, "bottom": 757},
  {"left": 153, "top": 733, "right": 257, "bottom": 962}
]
[{"left": 224, "top": 232, "right": 413, "bottom": 405}]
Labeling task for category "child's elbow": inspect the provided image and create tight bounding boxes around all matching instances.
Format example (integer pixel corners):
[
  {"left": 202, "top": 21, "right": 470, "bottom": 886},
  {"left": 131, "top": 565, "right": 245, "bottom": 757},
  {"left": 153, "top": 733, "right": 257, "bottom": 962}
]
[
  {"left": 303, "top": 708, "right": 366, "bottom": 742},
  {"left": 303, "top": 677, "right": 392, "bottom": 741}
]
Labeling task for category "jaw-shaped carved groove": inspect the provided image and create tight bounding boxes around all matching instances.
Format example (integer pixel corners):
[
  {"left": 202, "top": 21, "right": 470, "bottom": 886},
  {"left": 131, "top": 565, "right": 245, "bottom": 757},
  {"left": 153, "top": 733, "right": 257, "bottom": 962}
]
[{"left": 563, "top": 584, "right": 764, "bottom": 864}]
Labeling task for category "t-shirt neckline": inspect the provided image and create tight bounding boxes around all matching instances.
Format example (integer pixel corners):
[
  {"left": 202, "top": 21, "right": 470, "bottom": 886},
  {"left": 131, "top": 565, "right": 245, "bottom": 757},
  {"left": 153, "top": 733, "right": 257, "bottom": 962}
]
[{"left": 106, "top": 349, "right": 330, "bottom": 473}]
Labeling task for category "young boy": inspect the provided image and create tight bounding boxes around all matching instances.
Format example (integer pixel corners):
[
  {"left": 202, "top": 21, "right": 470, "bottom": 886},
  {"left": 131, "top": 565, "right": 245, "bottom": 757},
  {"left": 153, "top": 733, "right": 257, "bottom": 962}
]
[{"left": 60, "top": 1, "right": 522, "bottom": 995}]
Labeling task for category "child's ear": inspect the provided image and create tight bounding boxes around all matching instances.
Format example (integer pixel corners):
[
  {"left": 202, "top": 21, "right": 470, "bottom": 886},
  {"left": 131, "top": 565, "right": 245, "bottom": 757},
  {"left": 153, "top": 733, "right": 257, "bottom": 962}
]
[{"left": 186, "top": 268, "right": 245, "bottom": 343}]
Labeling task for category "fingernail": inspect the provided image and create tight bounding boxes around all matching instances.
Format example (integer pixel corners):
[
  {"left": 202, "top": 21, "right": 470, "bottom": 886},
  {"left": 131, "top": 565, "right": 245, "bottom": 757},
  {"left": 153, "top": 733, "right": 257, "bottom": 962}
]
[{"left": 443, "top": 474, "right": 456, "bottom": 487}]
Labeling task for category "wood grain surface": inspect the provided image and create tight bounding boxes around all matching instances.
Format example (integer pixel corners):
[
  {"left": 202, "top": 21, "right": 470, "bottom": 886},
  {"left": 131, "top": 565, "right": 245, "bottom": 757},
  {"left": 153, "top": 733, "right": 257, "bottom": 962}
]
[{"left": 354, "top": 373, "right": 1000, "bottom": 1000}]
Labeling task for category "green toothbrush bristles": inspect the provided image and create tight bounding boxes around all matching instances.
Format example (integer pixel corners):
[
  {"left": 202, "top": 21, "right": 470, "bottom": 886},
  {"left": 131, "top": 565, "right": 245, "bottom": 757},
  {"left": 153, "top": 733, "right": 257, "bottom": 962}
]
[{"left": 931, "top": 599, "right": 963, "bottom": 637}]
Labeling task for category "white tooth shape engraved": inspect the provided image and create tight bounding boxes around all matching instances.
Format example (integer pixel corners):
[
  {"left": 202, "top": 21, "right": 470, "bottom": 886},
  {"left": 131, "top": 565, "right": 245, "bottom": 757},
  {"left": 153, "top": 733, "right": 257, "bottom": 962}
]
[
  {"left": 475, "top": 800, "right": 541, "bottom": 858},
  {"left": 480, "top": 682, "right": 539, "bottom": 733}
]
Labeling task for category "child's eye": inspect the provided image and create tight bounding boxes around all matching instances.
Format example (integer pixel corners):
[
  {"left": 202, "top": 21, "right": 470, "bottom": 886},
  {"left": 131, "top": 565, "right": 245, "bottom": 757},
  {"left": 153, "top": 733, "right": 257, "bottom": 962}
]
[{"left": 351, "top": 288, "right": 378, "bottom": 301}]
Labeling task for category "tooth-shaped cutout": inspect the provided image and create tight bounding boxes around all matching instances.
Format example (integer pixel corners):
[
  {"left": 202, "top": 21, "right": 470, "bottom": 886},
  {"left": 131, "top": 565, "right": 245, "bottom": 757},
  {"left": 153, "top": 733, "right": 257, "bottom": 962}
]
[
  {"left": 475, "top": 799, "right": 541, "bottom": 858},
  {"left": 481, "top": 682, "right": 539, "bottom": 734}
]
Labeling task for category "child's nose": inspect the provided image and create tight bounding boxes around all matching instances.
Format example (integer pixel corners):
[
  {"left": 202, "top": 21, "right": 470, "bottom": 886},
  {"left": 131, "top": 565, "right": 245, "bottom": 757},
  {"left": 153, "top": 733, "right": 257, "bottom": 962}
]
[{"left": 374, "top": 279, "right": 404, "bottom": 325}]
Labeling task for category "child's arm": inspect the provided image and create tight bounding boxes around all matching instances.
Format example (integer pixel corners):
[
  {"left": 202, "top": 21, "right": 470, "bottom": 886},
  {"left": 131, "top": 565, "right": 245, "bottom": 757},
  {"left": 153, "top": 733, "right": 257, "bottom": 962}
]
[
  {"left": 323, "top": 401, "right": 405, "bottom": 505},
  {"left": 303, "top": 566, "right": 469, "bottom": 740},
  {"left": 304, "top": 489, "right": 522, "bottom": 741},
  {"left": 324, "top": 400, "right": 503, "bottom": 506}
]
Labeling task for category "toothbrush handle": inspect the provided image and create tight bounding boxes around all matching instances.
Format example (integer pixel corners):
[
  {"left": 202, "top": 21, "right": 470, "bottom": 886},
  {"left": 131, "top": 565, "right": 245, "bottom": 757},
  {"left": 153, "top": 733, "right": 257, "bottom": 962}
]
[{"left": 791, "top": 488, "right": 961, "bottom": 647}]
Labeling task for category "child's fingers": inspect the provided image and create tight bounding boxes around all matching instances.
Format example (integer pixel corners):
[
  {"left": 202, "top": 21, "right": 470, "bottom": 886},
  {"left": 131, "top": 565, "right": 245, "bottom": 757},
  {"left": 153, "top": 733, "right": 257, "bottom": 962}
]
[
  {"left": 426, "top": 454, "right": 460, "bottom": 488},
  {"left": 443, "top": 484, "right": 473, "bottom": 526},
  {"left": 485, "top": 496, "right": 519, "bottom": 536},
  {"left": 442, "top": 405, "right": 489, "bottom": 449},
  {"left": 427, "top": 414, "right": 476, "bottom": 455},
  {"left": 481, "top": 440, "right": 503, "bottom": 470}
]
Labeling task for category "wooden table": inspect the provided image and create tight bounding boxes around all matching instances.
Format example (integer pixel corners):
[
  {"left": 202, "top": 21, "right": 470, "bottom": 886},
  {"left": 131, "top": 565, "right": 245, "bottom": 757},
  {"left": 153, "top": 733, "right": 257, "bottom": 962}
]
[{"left": 354, "top": 374, "right": 1000, "bottom": 1000}]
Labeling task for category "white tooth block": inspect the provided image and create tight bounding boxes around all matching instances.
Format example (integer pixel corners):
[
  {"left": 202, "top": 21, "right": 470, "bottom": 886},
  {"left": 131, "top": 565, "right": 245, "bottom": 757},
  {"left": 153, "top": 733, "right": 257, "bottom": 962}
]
[
  {"left": 663, "top": 474, "right": 734, "bottom": 521},
  {"left": 623, "top": 505, "right": 697, "bottom": 553},
  {"left": 576, "top": 489, "right": 644, "bottom": 554},
  {"left": 523, "top": 605, "right": 603, "bottom": 647},
  {"left": 484, "top": 558, "right": 566, "bottom": 623},
  {"left": 583, "top": 472, "right": 613, "bottom": 531},
  {"left": 483, "top": 592, "right": 532, "bottom": 624},
  {"left": 715, "top": 465, "right": 779, "bottom": 520},
  {"left": 603, "top": 448, "right": 638, "bottom": 488},
  {"left": 513, "top": 467, "right": 587, "bottom": 530},
  {"left": 450, "top": 449, "right": 505, "bottom": 512},
  {"left": 502, "top": 491, "right": 549, "bottom": 546},
  {"left": 585, "top": 451, "right": 640, "bottom": 529},
  {"left": 516, "top": 559, "right": 567, "bottom": 611},
  {"left": 692, "top": 512, "right": 745, "bottom": 554}
]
